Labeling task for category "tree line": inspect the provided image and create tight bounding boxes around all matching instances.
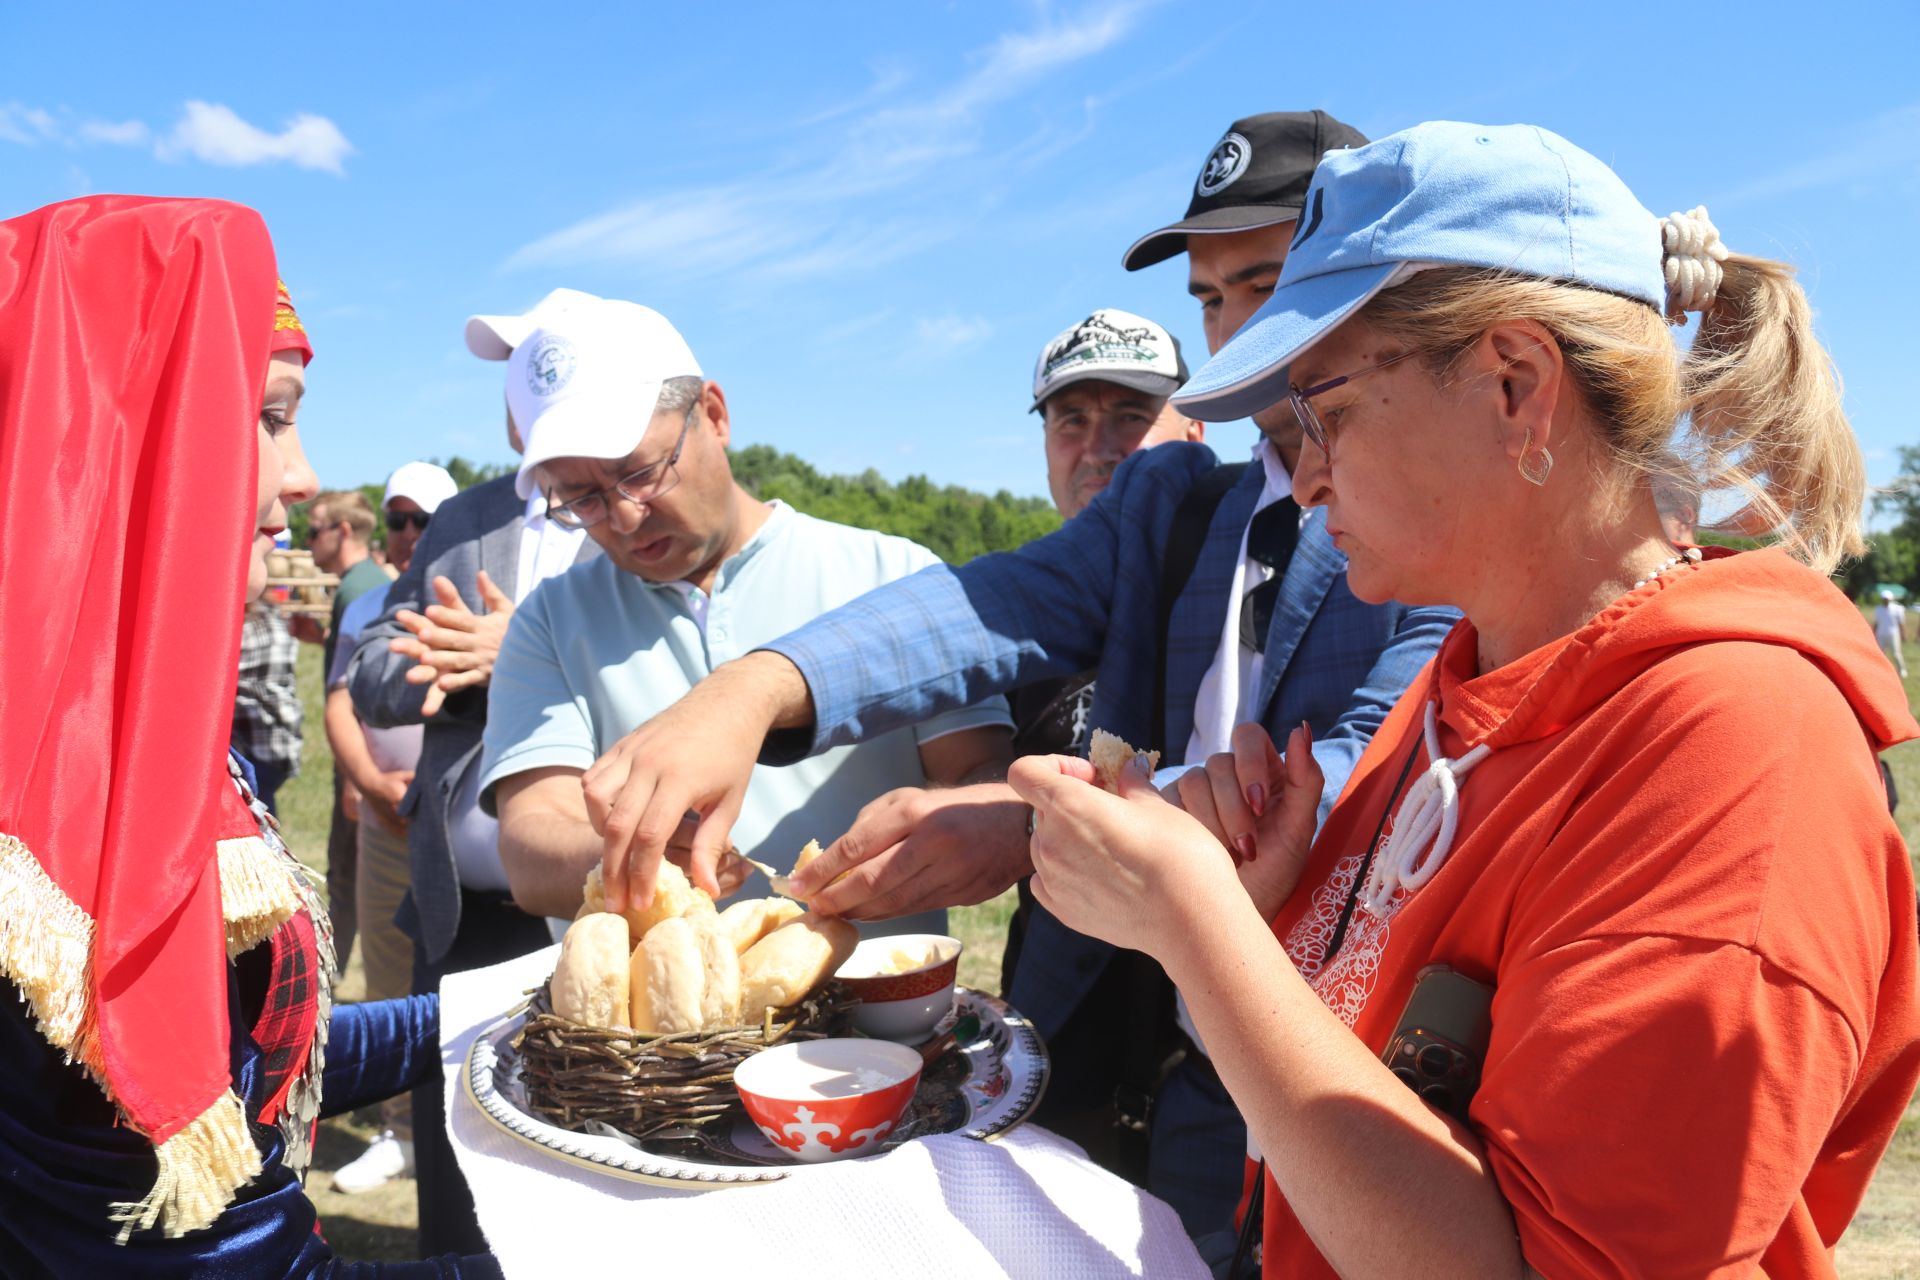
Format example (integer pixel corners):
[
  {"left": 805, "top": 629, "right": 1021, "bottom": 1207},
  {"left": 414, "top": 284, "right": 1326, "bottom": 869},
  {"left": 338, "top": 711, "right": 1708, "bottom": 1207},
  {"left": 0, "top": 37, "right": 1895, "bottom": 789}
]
[{"left": 287, "top": 448, "right": 1060, "bottom": 564}]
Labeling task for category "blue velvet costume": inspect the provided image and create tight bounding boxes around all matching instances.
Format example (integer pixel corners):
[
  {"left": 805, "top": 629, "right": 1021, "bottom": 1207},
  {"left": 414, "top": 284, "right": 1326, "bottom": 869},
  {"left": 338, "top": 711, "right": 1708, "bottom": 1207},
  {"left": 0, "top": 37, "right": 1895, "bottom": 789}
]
[{"left": 0, "top": 758, "right": 502, "bottom": 1278}]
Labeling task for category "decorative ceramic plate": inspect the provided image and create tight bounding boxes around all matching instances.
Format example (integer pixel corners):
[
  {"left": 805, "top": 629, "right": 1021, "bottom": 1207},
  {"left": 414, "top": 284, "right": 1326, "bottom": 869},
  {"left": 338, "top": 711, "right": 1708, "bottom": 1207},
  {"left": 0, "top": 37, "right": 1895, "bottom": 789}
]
[{"left": 463, "top": 988, "right": 1049, "bottom": 1188}]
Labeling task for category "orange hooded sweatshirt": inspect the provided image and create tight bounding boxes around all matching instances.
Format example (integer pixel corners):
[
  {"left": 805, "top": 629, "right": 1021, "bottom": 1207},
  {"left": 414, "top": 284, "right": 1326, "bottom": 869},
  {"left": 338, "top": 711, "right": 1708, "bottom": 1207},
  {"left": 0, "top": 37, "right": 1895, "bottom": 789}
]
[{"left": 1262, "top": 547, "right": 1920, "bottom": 1278}]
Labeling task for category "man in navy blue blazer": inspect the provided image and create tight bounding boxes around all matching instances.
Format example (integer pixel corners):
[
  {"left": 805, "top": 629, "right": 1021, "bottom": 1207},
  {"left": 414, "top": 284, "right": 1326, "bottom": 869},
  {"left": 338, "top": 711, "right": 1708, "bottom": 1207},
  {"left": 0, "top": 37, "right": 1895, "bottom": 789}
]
[{"left": 579, "top": 110, "right": 1457, "bottom": 1256}]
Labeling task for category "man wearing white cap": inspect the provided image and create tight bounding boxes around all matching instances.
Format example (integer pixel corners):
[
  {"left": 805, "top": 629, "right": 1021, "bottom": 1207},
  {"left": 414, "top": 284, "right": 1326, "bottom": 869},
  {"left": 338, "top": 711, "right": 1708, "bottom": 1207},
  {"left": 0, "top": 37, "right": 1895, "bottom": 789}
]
[
  {"left": 1031, "top": 308, "right": 1204, "bottom": 521},
  {"left": 476, "top": 294, "right": 1013, "bottom": 933},
  {"left": 321, "top": 460, "right": 456, "bottom": 1193}
]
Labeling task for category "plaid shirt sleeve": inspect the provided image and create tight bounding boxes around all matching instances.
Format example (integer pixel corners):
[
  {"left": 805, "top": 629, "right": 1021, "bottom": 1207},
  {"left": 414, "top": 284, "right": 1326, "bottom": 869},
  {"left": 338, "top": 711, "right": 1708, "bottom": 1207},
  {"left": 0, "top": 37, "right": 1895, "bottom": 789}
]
[{"left": 232, "top": 608, "right": 304, "bottom": 770}]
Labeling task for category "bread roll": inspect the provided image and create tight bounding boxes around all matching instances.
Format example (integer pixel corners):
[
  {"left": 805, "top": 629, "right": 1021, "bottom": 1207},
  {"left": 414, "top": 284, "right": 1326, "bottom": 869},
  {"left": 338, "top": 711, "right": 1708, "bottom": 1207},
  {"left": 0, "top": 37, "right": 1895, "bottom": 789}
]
[
  {"left": 717, "top": 897, "right": 805, "bottom": 955},
  {"left": 1089, "top": 728, "right": 1159, "bottom": 792},
  {"left": 552, "top": 914, "right": 631, "bottom": 1029},
  {"left": 687, "top": 911, "right": 742, "bottom": 1029},
  {"left": 581, "top": 861, "right": 713, "bottom": 939},
  {"left": 632, "top": 916, "right": 706, "bottom": 1034},
  {"left": 739, "top": 915, "right": 858, "bottom": 1016}
]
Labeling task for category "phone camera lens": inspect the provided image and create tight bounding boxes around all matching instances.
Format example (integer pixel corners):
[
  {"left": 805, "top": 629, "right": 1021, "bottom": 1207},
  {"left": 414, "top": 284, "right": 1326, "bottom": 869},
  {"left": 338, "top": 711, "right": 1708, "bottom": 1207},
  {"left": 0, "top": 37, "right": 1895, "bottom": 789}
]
[
  {"left": 1392, "top": 1066, "right": 1420, "bottom": 1089},
  {"left": 1417, "top": 1044, "right": 1455, "bottom": 1079}
]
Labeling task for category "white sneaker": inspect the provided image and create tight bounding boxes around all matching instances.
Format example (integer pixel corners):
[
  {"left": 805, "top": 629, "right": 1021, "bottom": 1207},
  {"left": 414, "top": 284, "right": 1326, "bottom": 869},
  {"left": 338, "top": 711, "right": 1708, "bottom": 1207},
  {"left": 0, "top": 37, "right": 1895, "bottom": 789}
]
[{"left": 331, "top": 1130, "right": 414, "bottom": 1194}]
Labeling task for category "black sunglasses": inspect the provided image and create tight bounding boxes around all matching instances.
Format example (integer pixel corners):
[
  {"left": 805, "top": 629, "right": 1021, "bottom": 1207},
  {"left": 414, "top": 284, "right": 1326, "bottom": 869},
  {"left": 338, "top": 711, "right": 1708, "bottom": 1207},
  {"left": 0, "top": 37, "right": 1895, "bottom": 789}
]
[{"left": 386, "top": 510, "right": 432, "bottom": 532}]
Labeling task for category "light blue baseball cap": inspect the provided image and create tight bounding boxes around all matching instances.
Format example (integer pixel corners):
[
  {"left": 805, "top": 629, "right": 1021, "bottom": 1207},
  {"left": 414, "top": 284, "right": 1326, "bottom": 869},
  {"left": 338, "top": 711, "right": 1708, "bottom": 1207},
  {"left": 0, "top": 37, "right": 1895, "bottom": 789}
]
[{"left": 1173, "top": 121, "right": 1666, "bottom": 422}]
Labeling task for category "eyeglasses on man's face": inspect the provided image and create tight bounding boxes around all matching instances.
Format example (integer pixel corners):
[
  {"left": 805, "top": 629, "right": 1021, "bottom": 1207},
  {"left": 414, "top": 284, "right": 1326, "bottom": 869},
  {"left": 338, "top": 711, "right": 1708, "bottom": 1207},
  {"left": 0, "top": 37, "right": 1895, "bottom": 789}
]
[
  {"left": 1288, "top": 348, "right": 1422, "bottom": 455},
  {"left": 544, "top": 405, "right": 696, "bottom": 531}
]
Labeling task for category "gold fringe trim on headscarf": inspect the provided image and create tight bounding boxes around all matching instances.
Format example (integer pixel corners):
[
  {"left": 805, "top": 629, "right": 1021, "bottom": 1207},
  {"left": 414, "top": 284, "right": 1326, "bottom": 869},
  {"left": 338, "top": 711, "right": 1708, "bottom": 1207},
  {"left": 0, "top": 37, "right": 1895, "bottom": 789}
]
[
  {"left": 217, "top": 835, "right": 303, "bottom": 957},
  {"left": 0, "top": 833, "right": 104, "bottom": 1084},
  {"left": 107, "top": 1088, "right": 263, "bottom": 1242}
]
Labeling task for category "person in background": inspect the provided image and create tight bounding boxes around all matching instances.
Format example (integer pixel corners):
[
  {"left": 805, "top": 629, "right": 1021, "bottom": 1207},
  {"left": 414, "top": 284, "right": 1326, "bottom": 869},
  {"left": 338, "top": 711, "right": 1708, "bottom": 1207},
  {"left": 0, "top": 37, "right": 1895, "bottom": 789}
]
[
  {"left": 480, "top": 294, "right": 1013, "bottom": 935},
  {"left": 232, "top": 600, "right": 302, "bottom": 814},
  {"left": 1018, "top": 120, "right": 1919, "bottom": 1278},
  {"left": 0, "top": 195, "right": 498, "bottom": 1276},
  {"left": 345, "top": 288, "right": 601, "bottom": 1254},
  {"left": 294, "top": 487, "right": 387, "bottom": 968},
  {"left": 1002, "top": 308, "right": 1202, "bottom": 990},
  {"left": 1875, "top": 588, "right": 1910, "bottom": 678},
  {"left": 321, "top": 460, "right": 457, "bottom": 1195}
]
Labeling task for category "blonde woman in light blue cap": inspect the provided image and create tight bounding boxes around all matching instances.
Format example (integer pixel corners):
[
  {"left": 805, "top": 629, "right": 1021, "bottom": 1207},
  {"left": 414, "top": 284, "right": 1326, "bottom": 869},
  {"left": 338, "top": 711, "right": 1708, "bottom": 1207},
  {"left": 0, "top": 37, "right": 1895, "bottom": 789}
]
[{"left": 1012, "top": 122, "right": 1917, "bottom": 1278}]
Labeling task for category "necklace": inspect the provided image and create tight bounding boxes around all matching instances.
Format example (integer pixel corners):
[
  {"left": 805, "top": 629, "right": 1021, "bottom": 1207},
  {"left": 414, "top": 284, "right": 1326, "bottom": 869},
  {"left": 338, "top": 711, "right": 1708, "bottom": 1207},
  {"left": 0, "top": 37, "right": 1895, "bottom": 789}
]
[{"left": 1632, "top": 545, "right": 1704, "bottom": 590}]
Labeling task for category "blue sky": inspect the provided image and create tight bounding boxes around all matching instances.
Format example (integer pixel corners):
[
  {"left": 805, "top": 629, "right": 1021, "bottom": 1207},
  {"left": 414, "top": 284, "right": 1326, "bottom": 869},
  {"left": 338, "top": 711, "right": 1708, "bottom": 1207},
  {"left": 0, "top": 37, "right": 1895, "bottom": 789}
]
[{"left": 5, "top": 0, "right": 1918, "bottom": 517}]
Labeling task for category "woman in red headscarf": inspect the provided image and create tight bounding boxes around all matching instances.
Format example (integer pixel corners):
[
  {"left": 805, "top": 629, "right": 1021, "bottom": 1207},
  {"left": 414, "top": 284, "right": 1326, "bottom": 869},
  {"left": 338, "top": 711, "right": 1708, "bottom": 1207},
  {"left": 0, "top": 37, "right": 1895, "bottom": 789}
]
[{"left": 0, "top": 196, "right": 500, "bottom": 1276}]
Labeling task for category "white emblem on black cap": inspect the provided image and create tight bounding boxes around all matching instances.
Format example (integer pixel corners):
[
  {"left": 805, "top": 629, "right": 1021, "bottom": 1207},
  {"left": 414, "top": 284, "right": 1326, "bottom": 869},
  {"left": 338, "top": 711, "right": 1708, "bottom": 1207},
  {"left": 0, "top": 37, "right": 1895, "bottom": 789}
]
[{"left": 1196, "top": 131, "right": 1252, "bottom": 198}]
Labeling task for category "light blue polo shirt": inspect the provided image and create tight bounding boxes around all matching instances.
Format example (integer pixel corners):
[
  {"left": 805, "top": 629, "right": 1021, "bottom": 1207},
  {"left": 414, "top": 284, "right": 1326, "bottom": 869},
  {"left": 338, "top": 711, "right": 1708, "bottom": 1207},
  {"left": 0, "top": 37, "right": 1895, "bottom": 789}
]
[{"left": 479, "top": 502, "right": 1010, "bottom": 936}]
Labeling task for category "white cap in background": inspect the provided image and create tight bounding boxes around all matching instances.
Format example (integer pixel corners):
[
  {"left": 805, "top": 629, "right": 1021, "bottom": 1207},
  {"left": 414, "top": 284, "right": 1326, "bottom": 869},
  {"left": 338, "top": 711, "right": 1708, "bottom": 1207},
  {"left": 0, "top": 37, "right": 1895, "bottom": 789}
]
[{"left": 384, "top": 461, "right": 459, "bottom": 513}]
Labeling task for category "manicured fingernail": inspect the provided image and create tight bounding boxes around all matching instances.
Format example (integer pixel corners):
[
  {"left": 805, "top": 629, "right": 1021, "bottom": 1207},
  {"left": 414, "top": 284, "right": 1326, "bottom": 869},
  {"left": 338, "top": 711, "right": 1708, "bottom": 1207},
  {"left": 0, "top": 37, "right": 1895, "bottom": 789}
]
[
  {"left": 1246, "top": 783, "right": 1266, "bottom": 817},
  {"left": 1234, "top": 833, "right": 1256, "bottom": 862}
]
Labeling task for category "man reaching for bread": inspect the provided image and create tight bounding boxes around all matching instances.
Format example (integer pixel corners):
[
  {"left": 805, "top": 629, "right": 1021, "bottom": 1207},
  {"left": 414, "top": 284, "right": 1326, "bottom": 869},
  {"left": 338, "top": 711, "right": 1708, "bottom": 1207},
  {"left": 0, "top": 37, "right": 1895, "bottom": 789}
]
[{"left": 477, "top": 295, "right": 1012, "bottom": 939}]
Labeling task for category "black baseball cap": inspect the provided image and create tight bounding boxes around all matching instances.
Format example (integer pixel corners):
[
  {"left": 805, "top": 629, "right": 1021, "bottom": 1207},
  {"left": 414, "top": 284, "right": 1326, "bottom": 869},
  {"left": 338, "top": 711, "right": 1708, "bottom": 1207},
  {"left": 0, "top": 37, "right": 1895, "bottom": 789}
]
[{"left": 1121, "top": 110, "right": 1370, "bottom": 271}]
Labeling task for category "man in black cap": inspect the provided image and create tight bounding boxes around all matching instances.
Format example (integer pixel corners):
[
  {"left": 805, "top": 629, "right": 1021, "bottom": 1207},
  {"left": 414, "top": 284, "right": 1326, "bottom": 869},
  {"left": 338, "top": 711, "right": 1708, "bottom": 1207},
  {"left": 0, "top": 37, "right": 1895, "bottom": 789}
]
[{"left": 574, "top": 108, "right": 1455, "bottom": 1261}]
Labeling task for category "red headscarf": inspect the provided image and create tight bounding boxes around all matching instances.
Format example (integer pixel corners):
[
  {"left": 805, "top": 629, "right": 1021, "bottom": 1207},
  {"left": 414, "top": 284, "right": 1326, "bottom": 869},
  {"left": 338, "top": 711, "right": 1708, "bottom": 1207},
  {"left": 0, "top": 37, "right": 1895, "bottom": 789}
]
[{"left": 0, "top": 196, "right": 317, "bottom": 1237}]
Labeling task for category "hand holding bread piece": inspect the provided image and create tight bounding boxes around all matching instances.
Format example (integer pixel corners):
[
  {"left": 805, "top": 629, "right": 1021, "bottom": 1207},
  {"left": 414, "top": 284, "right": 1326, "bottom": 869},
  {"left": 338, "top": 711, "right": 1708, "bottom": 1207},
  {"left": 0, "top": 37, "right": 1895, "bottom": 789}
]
[
  {"left": 1089, "top": 728, "right": 1159, "bottom": 792},
  {"left": 552, "top": 913, "right": 632, "bottom": 1029},
  {"left": 583, "top": 859, "right": 713, "bottom": 937},
  {"left": 740, "top": 914, "right": 858, "bottom": 1016}
]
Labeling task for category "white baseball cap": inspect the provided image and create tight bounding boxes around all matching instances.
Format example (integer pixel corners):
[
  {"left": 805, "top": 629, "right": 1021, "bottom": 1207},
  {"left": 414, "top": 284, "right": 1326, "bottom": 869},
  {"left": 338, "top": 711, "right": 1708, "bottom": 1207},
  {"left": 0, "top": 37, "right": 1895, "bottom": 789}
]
[
  {"left": 464, "top": 287, "right": 606, "bottom": 361},
  {"left": 383, "top": 461, "right": 458, "bottom": 515},
  {"left": 477, "top": 298, "right": 703, "bottom": 499},
  {"left": 1031, "top": 308, "right": 1187, "bottom": 413}
]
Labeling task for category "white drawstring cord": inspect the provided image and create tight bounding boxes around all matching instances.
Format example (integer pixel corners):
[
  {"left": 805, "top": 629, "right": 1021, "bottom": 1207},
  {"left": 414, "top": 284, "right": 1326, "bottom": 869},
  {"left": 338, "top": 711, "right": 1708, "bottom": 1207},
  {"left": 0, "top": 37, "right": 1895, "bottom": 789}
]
[{"left": 1361, "top": 703, "right": 1490, "bottom": 914}]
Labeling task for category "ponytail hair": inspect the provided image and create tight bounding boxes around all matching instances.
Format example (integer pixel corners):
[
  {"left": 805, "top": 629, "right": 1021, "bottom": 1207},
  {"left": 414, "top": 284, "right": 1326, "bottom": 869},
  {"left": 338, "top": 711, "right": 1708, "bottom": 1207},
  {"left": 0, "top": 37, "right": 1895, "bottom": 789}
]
[{"left": 1358, "top": 250, "right": 1864, "bottom": 574}]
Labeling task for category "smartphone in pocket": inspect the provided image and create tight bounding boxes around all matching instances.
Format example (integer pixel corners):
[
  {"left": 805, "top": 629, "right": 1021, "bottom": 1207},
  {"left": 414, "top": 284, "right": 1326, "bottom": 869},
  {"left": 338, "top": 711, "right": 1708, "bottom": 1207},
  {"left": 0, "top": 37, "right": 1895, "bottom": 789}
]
[{"left": 1380, "top": 964, "right": 1493, "bottom": 1126}]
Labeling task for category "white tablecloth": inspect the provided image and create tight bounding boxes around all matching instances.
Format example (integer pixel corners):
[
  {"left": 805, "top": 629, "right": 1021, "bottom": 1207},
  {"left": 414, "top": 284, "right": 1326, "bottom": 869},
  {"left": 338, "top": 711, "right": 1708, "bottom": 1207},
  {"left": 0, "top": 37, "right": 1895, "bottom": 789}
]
[{"left": 441, "top": 945, "right": 1207, "bottom": 1279}]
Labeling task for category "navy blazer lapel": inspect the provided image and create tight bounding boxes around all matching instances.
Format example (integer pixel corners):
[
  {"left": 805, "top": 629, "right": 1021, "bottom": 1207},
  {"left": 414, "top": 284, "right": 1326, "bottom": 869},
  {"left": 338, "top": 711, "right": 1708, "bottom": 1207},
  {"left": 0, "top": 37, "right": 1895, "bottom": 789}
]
[
  {"left": 1163, "top": 462, "right": 1265, "bottom": 759},
  {"left": 1255, "top": 508, "right": 1343, "bottom": 715}
]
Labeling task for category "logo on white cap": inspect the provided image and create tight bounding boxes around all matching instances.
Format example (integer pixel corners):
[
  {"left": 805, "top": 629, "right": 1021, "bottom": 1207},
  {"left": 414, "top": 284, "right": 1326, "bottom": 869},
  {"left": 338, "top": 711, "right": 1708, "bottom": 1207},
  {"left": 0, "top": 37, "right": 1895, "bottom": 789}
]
[
  {"left": 524, "top": 335, "right": 577, "bottom": 398},
  {"left": 1196, "top": 132, "right": 1251, "bottom": 197}
]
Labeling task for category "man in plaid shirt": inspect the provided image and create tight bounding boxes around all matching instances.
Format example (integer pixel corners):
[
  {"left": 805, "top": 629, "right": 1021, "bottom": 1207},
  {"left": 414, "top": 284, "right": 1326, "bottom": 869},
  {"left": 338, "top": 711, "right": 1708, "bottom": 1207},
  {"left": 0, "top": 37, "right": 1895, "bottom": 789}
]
[{"left": 233, "top": 601, "right": 303, "bottom": 813}]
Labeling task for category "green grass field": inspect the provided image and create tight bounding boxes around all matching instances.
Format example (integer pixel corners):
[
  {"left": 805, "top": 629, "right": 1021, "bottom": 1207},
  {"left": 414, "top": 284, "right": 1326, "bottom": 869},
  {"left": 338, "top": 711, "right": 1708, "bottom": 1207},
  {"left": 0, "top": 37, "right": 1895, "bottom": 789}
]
[{"left": 278, "top": 636, "right": 1920, "bottom": 1274}]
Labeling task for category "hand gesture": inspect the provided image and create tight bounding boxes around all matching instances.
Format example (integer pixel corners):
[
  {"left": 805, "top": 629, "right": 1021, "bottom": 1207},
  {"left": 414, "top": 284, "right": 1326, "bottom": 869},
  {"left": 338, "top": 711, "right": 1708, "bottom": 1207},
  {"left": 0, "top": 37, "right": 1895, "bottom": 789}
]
[
  {"left": 388, "top": 571, "right": 514, "bottom": 716},
  {"left": 791, "top": 783, "right": 1030, "bottom": 920},
  {"left": 1166, "top": 722, "right": 1323, "bottom": 918},
  {"left": 360, "top": 769, "right": 415, "bottom": 830}
]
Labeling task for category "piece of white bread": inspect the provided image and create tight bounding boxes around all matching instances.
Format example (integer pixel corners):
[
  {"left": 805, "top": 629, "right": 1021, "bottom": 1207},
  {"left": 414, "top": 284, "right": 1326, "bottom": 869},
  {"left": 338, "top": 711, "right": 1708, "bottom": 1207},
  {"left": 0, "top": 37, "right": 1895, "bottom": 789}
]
[
  {"left": 552, "top": 913, "right": 631, "bottom": 1029},
  {"left": 1089, "top": 728, "right": 1159, "bottom": 792},
  {"left": 739, "top": 914, "right": 858, "bottom": 1016},
  {"left": 581, "top": 861, "right": 713, "bottom": 941},
  {"left": 764, "top": 838, "right": 830, "bottom": 900},
  {"left": 687, "top": 910, "right": 743, "bottom": 1029},
  {"left": 716, "top": 896, "right": 806, "bottom": 956},
  {"left": 631, "top": 916, "right": 706, "bottom": 1034}
]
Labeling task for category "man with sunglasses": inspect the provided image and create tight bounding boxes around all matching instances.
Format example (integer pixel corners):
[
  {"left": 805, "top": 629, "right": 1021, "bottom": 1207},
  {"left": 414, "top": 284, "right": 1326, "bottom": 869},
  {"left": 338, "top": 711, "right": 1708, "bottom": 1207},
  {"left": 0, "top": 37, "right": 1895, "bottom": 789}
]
[
  {"left": 475, "top": 295, "right": 1012, "bottom": 936},
  {"left": 577, "top": 110, "right": 1457, "bottom": 1257},
  {"left": 345, "top": 288, "right": 603, "bottom": 1253},
  {"left": 320, "top": 459, "right": 457, "bottom": 1196}
]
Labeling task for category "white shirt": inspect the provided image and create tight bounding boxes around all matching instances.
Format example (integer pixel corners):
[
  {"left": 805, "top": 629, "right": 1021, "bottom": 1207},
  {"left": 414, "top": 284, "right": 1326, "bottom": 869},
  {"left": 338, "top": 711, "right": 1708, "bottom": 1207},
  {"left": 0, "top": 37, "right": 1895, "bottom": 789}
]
[
  {"left": 445, "top": 497, "right": 590, "bottom": 894},
  {"left": 1875, "top": 601, "right": 1907, "bottom": 642}
]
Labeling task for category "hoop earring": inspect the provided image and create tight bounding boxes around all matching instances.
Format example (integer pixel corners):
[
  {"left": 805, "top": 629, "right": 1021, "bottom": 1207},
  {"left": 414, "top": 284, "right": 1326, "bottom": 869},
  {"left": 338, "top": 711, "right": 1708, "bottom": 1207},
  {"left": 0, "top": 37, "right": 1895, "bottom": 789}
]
[{"left": 1518, "top": 429, "right": 1554, "bottom": 487}]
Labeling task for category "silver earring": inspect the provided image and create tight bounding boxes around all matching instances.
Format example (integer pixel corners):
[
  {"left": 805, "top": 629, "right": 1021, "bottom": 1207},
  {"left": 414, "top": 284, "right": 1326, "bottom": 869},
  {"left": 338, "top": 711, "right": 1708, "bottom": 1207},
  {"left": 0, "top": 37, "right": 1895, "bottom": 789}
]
[{"left": 1518, "top": 429, "right": 1553, "bottom": 487}]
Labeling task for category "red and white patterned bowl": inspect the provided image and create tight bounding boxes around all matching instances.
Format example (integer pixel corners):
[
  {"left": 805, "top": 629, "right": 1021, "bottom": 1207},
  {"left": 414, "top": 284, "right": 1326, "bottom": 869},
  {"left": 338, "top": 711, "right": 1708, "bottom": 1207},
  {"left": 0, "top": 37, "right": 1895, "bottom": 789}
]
[
  {"left": 733, "top": 1039, "right": 923, "bottom": 1163},
  {"left": 835, "top": 935, "right": 962, "bottom": 1041}
]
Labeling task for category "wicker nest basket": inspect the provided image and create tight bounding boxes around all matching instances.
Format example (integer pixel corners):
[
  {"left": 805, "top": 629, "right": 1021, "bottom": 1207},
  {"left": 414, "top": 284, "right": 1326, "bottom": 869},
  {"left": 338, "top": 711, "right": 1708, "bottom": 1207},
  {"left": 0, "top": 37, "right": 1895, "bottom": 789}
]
[{"left": 514, "top": 981, "right": 857, "bottom": 1141}]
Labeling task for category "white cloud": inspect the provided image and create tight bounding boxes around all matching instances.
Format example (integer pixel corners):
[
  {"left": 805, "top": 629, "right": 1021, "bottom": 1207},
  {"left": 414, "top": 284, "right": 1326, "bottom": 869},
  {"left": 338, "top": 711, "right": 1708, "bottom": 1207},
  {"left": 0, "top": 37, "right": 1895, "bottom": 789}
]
[
  {"left": 79, "top": 119, "right": 149, "bottom": 146},
  {"left": 158, "top": 101, "right": 353, "bottom": 175},
  {"left": 913, "top": 312, "right": 995, "bottom": 351},
  {"left": 0, "top": 103, "right": 60, "bottom": 144},
  {"left": 0, "top": 100, "right": 351, "bottom": 175},
  {"left": 505, "top": 2, "right": 1146, "bottom": 283}
]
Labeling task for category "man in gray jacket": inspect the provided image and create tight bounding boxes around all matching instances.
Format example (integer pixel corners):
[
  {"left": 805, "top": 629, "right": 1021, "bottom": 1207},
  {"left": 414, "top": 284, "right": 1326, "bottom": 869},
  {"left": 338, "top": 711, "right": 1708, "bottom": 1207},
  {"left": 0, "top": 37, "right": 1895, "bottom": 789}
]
[{"left": 345, "top": 290, "right": 598, "bottom": 1253}]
